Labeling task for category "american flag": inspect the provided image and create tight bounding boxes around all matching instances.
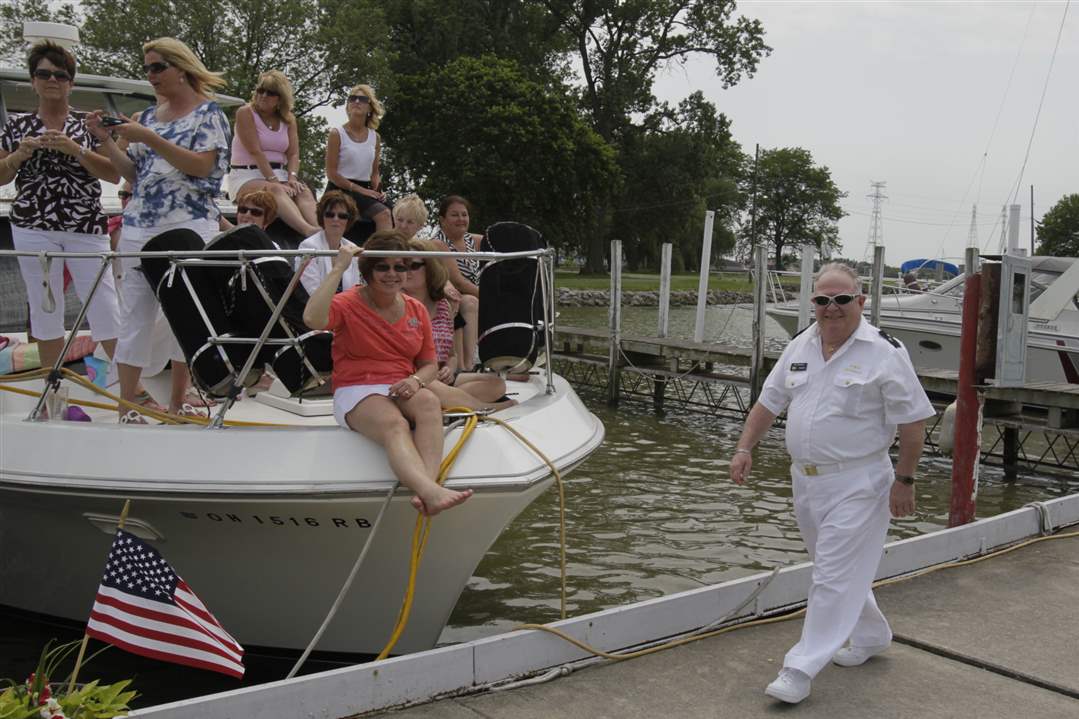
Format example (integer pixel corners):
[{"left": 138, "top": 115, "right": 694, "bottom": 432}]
[{"left": 85, "top": 529, "right": 245, "bottom": 678}]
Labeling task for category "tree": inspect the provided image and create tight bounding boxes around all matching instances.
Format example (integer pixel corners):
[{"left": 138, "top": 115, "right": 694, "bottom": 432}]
[
  {"left": 383, "top": 55, "right": 618, "bottom": 253},
  {"left": 1036, "top": 194, "right": 1079, "bottom": 256},
  {"left": 739, "top": 147, "right": 846, "bottom": 270},
  {"left": 544, "top": 0, "right": 771, "bottom": 272},
  {"left": 611, "top": 92, "right": 743, "bottom": 271},
  {"left": 71, "top": 0, "right": 393, "bottom": 184},
  {"left": 0, "top": 0, "right": 80, "bottom": 66}
]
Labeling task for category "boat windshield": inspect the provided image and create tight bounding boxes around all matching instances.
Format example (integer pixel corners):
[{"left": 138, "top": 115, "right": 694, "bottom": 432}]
[{"left": 931, "top": 269, "right": 1060, "bottom": 304}]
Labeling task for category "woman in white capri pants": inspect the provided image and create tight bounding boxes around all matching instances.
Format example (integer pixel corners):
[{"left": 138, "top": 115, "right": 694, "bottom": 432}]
[
  {"left": 0, "top": 40, "right": 121, "bottom": 372},
  {"left": 89, "top": 37, "right": 231, "bottom": 423}
]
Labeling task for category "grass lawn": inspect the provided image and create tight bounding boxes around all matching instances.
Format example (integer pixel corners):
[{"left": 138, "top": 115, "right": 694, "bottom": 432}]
[{"left": 555, "top": 270, "right": 764, "bottom": 293}]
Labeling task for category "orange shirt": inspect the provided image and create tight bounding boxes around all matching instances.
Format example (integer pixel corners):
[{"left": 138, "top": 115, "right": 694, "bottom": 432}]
[{"left": 326, "top": 290, "right": 436, "bottom": 389}]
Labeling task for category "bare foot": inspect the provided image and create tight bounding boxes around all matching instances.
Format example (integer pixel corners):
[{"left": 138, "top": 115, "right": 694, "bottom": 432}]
[
  {"left": 415, "top": 487, "right": 473, "bottom": 517},
  {"left": 485, "top": 398, "right": 518, "bottom": 412}
]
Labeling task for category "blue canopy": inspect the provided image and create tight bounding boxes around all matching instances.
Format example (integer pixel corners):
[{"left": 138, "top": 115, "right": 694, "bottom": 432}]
[{"left": 900, "top": 258, "right": 960, "bottom": 276}]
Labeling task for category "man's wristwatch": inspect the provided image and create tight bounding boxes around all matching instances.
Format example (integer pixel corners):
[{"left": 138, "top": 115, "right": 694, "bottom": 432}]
[{"left": 895, "top": 474, "right": 915, "bottom": 486}]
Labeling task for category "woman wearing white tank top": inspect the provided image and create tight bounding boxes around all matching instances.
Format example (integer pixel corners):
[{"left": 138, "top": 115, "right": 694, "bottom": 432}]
[{"left": 324, "top": 83, "right": 392, "bottom": 232}]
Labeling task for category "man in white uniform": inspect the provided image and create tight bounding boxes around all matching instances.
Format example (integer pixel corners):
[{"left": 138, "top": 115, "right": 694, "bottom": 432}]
[{"left": 730, "top": 262, "right": 935, "bottom": 704}]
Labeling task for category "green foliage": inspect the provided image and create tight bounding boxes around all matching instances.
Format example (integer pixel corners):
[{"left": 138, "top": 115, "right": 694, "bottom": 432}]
[
  {"left": 0, "top": 640, "right": 137, "bottom": 719},
  {"left": 739, "top": 147, "right": 846, "bottom": 270},
  {"left": 383, "top": 54, "right": 618, "bottom": 253},
  {"left": 0, "top": 1, "right": 80, "bottom": 67},
  {"left": 611, "top": 92, "right": 743, "bottom": 272},
  {"left": 1035, "top": 194, "right": 1079, "bottom": 256}
]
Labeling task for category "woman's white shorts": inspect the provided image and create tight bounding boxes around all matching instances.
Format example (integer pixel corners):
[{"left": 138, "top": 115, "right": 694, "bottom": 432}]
[{"left": 333, "top": 384, "right": 392, "bottom": 428}]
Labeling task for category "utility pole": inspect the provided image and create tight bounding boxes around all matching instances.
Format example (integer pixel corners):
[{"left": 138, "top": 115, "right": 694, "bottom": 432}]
[
  {"left": 864, "top": 181, "right": 887, "bottom": 266},
  {"left": 967, "top": 204, "right": 978, "bottom": 248}
]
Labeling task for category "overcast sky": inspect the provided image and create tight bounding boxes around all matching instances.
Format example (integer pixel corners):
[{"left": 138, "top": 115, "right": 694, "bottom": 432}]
[{"left": 653, "top": 0, "right": 1076, "bottom": 264}]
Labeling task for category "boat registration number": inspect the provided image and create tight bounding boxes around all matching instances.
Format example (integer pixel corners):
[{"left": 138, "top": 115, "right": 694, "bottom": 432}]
[{"left": 179, "top": 511, "right": 372, "bottom": 528}]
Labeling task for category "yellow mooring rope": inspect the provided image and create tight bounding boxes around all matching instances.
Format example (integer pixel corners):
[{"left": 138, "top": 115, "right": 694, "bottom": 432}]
[{"left": 375, "top": 406, "right": 570, "bottom": 661}]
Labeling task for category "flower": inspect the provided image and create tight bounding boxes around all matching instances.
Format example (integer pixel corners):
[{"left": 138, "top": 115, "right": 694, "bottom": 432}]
[{"left": 39, "top": 696, "right": 66, "bottom": 719}]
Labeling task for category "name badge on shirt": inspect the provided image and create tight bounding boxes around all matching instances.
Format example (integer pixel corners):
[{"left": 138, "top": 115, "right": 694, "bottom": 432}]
[{"left": 790, "top": 362, "right": 807, "bottom": 371}]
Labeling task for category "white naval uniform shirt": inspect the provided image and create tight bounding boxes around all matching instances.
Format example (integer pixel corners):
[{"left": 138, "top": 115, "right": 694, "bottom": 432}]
[{"left": 758, "top": 319, "right": 935, "bottom": 465}]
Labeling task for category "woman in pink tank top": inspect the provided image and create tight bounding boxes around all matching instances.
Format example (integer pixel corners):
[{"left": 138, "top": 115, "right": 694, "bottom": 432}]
[{"left": 228, "top": 70, "right": 319, "bottom": 236}]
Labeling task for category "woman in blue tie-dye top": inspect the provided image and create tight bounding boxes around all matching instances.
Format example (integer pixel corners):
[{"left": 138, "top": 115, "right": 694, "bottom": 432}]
[{"left": 89, "top": 37, "right": 230, "bottom": 424}]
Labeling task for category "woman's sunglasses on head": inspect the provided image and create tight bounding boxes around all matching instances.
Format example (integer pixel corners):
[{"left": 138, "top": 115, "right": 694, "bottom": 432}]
[
  {"left": 811, "top": 293, "right": 859, "bottom": 307},
  {"left": 33, "top": 69, "right": 71, "bottom": 82},
  {"left": 142, "top": 61, "right": 170, "bottom": 75},
  {"left": 237, "top": 205, "right": 265, "bottom": 217}
]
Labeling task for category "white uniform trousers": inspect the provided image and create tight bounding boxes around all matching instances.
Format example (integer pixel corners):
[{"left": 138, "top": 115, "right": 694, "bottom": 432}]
[
  {"left": 12, "top": 226, "right": 120, "bottom": 341},
  {"left": 114, "top": 218, "right": 218, "bottom": 368},
  {"left": 783, "top": 454, "right": 894, "bottom": 678}
]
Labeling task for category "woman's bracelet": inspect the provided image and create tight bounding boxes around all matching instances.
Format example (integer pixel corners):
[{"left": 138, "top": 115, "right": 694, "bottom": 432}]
[
  {"left": 734, "top": 448, "right": 752, "bottom": 456},
  {"left": 410, "top": 374, "right": 425, "bottom": 389}
]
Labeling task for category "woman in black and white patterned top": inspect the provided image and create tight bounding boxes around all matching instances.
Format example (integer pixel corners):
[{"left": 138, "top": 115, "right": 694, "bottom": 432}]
[{"left": 0, "top": 40, "right": 121, "bottom": 371}]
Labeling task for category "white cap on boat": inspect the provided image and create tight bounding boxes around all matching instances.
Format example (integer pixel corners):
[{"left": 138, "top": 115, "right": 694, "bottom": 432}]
[{"left": 22, "top": 22, "right": 80, "bottom": 49}]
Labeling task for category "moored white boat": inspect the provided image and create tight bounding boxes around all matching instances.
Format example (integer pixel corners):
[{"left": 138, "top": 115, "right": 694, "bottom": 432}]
[{"left": 766, "top": 256, "right": 1079, "bottom": 383}]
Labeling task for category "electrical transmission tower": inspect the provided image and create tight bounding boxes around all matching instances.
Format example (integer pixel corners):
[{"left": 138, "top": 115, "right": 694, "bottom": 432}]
[{"left": 864, "top": 181, "right": 887, "bottom": 265}]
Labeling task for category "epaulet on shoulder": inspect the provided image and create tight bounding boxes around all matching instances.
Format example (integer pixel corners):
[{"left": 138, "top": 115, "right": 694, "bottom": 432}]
[{"left": 878, "top": 329, "right": 901, "bottom": 348}]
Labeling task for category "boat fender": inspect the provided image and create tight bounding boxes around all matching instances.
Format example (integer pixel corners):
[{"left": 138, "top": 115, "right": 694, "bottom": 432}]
[
  {"left": 937, "top": 401, "right": 957, "bottom": 455},
  {"left": 879, "top": 329, "right": 901, "bottom": 348}
]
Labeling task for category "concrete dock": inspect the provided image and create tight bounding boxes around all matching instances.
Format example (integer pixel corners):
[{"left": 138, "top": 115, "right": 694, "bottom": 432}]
[{"left": 372, "top": 531, "right": 1079, "bottom": 718}]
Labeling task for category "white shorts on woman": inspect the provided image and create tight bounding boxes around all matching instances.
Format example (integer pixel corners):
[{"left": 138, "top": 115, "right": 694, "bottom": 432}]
[
  {"left": 226, "top": 167, "right": 287, "bottom": 200},
  {"left": 333, "top": 384, "right": 392, "bottom": 428},
  {"left": 12, "top": 226, "right": 120, "bottom": 341},
  {"left": 114, "top": 217, "right": 218, "bottom": 369}
]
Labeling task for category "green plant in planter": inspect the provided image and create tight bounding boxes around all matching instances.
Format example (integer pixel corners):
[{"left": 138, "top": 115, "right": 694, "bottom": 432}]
[{"left": 0, "top": 640, "right": 137, "bottom": 719}]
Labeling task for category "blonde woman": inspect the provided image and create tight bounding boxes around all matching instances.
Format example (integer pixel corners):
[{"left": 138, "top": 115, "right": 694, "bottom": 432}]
[
  {"left": 324, "top": 83, "right": 391, "bottom": 232},
  {"left": 394, "top": 195, "right": 480, "bottom": 369},
  {"left": 88, "top": 37, "right": 231, "bottom": 422},
  {"left": 228, "top": 70, "right": 318, "bottom": 236}
]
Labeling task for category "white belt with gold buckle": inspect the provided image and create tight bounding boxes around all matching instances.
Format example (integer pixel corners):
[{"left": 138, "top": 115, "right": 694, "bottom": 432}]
[{"left": 799, "top": 452, "right": 887, "bottom": 477}]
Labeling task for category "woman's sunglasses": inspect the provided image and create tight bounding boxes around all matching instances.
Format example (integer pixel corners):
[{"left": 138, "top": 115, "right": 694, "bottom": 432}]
[
  {"left": 347, "top": 94, "right": 370, "bottom": 104},
  {"left": 117, "top": 190, "right": 133, "bottom": 200},
  {"left": 324, "top": 211, "right": 351, "bottom": 221},
  {"left": 373, "top": 263, "right": 409, "bottom": 273},
  {"left": 810, "top": 293, "right": 860, "bottom": 307},
  {"left": 142, "top": 61, "right": 170, "bottom": 75},
  {"left": 33, "top": 69, "right": 71, "bottom": 82},
  {"left": 237, "top": 206, "right": 265, "bottom": 217},
  {"left": 407, "top": 261, "right": 425, "bottom": 270},
  {"left": 256, "top": 87, "right": 280, "bottom": 97}
]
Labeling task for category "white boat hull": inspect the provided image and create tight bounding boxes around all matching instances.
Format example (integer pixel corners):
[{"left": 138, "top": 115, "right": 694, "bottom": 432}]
[{"left": 0, "top": 372, "right": 604, "bottom": 655}]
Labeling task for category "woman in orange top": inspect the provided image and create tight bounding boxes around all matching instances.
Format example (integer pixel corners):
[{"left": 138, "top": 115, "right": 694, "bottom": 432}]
[{"left": 303, "top": 231, "right": 471, "bottom": 516}]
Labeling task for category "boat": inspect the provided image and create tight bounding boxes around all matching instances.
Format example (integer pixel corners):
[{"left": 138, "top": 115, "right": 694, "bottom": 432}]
[
  {"left": 0, "top": 234, "right": 604, "bottom": 657},
  {"left": 0, "top": 39, "right": 604, "bottom": 656},
  {"left": 766, "top": 256, "right": 1079, "bottom": 383}
]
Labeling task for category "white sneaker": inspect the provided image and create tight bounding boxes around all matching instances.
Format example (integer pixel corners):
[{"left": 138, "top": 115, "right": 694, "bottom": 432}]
[
  {"left": 833, "top": 643, "right": 889, "bottom": 667},
  {"left": 764, "top": 668, "right": 811, "bottom": 704}
]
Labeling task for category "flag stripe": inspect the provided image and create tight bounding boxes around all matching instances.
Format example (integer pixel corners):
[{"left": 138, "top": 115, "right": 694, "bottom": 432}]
[
  {"left": 93, "top": 588, "right": 243, "bottom": 659},
  {"left": 86, "top": 624, "right": 243, "bottom": 678},
  {"left": 89, "top": 602, "right": 243, "bottom": 664},
  {"left": 174, "top": 587, "right": 243, "bottom": 649}
]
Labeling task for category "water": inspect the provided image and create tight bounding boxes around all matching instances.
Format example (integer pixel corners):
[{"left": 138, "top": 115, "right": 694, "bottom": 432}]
[{"left": 3, "top": 302, "right": 1073, "bottom": 707}]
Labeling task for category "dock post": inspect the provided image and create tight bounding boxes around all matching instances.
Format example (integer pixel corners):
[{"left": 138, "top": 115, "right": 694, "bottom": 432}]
[
  {"left": 693, "top": 211, "right": 715, "bottom": 343},
  {"left": 608, "top": 240, "right": 623, "bottom": 406},
  {"left": 750, "top": 245, "right": 768, "bottom": 405},
  {"left": 658, "top": 243, "right": 672, "bottom": 339},
  {"left": 797, "top": 245, "right": 814, "bottom": 331},
  {"left": 949, "top": 247, "right": 983, "bottom": 527},
  {"left": 870, "top": 245, "right": 884, "bottom": 327}
]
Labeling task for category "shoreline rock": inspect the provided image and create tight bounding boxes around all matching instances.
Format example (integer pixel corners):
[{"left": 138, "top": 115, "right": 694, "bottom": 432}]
[{"left": 557, "top": 288, "right": 784, "bottom": 307}]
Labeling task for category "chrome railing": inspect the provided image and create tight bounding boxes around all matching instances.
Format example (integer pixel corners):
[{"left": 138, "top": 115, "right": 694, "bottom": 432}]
[{"left": 0, "top": 245, "right": 556, "bottom": 426}]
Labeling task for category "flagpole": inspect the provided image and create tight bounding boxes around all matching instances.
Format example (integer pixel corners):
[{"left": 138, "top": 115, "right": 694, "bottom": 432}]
[{"left": 69, "top": 499, "right": 131, "bottom": 692}]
